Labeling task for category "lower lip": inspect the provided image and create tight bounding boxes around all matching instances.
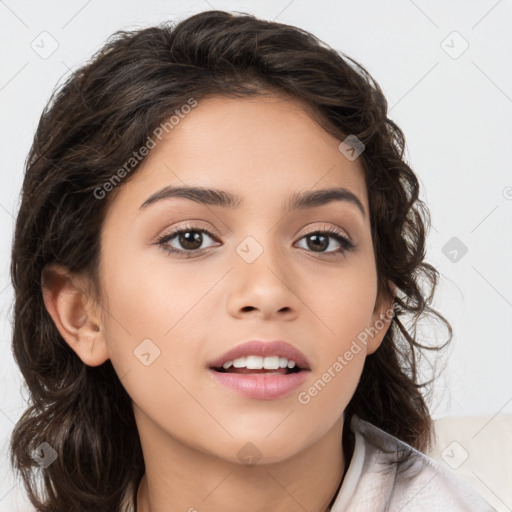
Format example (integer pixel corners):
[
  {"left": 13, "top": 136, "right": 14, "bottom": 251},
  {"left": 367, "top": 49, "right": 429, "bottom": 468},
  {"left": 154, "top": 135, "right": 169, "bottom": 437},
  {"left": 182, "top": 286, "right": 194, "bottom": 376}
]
[{"left": 208, "top": 369, "right": 309, "bottom": 400}]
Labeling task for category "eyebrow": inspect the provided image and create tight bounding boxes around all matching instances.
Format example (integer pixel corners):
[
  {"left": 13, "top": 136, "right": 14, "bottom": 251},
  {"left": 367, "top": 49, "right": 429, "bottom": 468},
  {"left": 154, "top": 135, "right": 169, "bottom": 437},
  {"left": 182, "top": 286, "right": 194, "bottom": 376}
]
[{"left": 139, "top": 185, "right": 366, "bottom": 218}]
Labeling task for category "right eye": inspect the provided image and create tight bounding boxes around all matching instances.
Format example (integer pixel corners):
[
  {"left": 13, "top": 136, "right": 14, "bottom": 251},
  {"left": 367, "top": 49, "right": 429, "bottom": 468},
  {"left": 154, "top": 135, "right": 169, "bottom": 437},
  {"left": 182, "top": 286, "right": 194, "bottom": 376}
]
[{"left": 155, "top": 225, "right": 220, "bottom": 257}]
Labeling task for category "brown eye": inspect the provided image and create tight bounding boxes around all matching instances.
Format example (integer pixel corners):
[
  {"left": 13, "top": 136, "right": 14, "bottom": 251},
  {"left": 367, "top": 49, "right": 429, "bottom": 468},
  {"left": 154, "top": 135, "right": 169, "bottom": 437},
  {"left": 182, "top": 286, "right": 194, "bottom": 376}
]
[
  {"left": 156, "top": 225, "right": 219, "bottom": 257},
  {"left": 295, "top": 228, "right": 355, "bottom": 257},
  {"left": 175, "top": 230, "right": 204, "bottom": 251},
  {"left": 305, "top": 233, "right": 329, "bottom": 252}
]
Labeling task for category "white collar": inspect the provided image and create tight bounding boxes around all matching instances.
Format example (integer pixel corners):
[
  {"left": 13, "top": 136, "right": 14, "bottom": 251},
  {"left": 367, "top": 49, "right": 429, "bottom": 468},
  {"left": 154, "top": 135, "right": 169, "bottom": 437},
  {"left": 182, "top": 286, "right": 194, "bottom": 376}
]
[{"left": 329, "top": 416, "right": 366, "bottom": 511}]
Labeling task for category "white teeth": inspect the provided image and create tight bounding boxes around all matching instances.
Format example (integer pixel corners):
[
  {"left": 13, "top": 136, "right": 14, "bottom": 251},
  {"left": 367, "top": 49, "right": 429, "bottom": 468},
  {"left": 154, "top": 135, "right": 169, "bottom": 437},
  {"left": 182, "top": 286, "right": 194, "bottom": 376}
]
[
  {"left": 246, "top": 355, "right": 263, "bottom": 369},
  {"left": 263, "top": 356, "right": 280, "bottom": 369},
  {"left": 233, "top": 357, "right": 246, "bottom": 368},
  {"left": 220, "top": 355, "right": 297, "bottom": 370}
]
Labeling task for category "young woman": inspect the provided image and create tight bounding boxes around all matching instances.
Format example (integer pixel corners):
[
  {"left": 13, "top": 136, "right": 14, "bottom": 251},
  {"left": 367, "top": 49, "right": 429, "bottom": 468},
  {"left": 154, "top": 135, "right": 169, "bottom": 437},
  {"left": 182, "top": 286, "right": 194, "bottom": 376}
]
[{"left": 9, "top": 9, "right": 494, "bottom": 512}]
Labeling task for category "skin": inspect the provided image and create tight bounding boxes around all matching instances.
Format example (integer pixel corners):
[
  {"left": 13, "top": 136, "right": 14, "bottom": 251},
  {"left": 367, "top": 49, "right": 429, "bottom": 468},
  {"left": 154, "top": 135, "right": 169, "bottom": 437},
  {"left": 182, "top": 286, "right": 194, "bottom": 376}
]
[{"left": 42, "top": 94, "right": 394, "bottom": 512}]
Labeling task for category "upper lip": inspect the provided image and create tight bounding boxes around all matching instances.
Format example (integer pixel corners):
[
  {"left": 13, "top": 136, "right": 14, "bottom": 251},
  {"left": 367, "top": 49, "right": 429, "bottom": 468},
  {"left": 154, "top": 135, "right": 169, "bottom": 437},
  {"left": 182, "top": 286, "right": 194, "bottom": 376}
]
[{"left": 208, "top": 340, "right": 311, "bottom": 370}]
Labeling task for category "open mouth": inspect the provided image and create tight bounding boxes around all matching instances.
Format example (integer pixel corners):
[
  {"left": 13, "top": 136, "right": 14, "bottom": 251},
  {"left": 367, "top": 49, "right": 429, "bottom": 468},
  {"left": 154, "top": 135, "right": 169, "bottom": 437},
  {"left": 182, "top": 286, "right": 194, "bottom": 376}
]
[
  {"left": 210, "top": 355, "right": 304, "bottom": 375},
  {"left": 212, "top": 367, "right": 302, "bottom": 374},
  {"left": 207, "top": 341, "right": 311, "bottom": 399}
]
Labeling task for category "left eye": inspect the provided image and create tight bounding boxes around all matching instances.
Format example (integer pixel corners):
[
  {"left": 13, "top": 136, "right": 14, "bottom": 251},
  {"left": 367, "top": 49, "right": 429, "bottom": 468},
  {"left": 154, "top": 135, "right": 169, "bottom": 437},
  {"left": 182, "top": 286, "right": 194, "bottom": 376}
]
[
  {"left": 156, "top": 225, "right": 355, "bottom": 258},
  {"left": 295, "top": 229, "right": 354, "bottom": 255}
]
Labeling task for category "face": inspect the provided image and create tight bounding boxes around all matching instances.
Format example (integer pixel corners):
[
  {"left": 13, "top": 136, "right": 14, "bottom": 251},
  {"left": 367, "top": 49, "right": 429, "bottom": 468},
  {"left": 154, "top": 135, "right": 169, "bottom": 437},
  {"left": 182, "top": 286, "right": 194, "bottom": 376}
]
[{"left": 68, "top": 94, "right": 393, "bottom": 464}]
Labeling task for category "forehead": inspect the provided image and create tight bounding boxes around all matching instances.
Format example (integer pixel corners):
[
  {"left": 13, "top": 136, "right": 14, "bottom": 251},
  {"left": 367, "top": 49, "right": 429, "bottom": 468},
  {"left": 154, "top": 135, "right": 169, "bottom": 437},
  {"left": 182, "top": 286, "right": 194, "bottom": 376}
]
[{"left": 107, "top": 94, "right": 369, "bottom": 218}]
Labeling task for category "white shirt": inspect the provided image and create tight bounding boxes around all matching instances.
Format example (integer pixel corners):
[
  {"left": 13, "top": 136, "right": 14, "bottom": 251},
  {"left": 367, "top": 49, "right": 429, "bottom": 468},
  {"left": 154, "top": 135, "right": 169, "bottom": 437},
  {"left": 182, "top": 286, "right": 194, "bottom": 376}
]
[{"left": 330, "top": 415, "right": 496, "bottom": 511}]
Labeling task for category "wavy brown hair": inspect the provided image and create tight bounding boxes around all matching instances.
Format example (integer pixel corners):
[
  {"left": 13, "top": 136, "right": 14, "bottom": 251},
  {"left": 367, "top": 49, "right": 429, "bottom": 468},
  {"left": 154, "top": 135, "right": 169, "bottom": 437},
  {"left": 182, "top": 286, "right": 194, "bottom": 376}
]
[{"left": 9, "top": 9, "right": 452, "bottom": 512}]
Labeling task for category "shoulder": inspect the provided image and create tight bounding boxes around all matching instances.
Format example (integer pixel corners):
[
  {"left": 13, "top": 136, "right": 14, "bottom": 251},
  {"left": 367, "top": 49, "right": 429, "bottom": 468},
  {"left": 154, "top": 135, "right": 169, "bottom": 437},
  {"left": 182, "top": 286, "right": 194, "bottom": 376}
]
[{"left": 331, "top": 416, "right": 496, "bottom": 512}]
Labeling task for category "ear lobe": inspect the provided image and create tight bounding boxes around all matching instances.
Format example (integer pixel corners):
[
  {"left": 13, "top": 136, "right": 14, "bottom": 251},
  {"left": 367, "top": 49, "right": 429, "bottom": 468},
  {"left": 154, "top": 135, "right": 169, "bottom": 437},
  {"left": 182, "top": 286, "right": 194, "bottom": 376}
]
[
  {"left": 41, "top": 264, "right": 109, "bottom": 367},
  {"left": 366, "top": 281, "right": 397, "bottom": 355}
]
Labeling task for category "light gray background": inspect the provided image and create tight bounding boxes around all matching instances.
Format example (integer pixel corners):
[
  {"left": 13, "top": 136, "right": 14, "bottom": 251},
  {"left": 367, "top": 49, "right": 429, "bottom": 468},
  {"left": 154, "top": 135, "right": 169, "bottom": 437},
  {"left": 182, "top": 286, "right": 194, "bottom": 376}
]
[{"left": 1, "top": 0, "right": 511, "bottom": 510}]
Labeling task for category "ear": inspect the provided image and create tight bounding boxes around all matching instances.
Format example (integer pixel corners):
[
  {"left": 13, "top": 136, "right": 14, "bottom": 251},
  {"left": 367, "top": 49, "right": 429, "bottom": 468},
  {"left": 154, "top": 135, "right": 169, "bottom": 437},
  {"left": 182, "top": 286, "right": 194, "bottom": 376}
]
[
  {"left": 41, "top": 263, "right": 109, "bottom": 367},
  {"left": 366, "top": 281, "right": 397, "bottom": 355}
]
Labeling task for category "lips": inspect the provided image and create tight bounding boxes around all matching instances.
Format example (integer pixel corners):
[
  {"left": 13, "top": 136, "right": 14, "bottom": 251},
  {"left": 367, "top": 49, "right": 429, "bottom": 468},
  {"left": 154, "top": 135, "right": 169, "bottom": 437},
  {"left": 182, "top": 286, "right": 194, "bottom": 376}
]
[{"left": 208, "top": 340, "right": 311, "bottom": 400}]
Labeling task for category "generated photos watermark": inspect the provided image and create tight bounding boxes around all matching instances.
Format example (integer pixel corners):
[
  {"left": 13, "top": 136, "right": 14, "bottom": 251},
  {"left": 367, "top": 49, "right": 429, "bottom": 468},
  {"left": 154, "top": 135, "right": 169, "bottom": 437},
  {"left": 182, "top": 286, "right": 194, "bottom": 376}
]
[
  {"left": 94, "top": 98, "right": 198, "bottom": 200},
  {"left": 297, "top": 304, "right": 397, "bottom": 405}
]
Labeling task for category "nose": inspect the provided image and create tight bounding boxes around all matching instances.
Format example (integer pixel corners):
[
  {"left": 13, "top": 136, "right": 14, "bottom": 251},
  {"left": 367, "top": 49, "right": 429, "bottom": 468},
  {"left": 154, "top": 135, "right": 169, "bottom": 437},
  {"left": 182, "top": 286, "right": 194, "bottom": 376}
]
[{"left": 226, "top": 237, "right": 300, "bottom": 320}]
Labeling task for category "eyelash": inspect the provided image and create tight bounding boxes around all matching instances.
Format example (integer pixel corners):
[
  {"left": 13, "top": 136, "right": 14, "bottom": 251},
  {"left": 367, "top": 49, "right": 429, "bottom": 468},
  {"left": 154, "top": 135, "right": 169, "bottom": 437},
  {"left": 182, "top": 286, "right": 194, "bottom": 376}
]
[{"left": 155, "top": 224, "right": 355, "bottom": 259}]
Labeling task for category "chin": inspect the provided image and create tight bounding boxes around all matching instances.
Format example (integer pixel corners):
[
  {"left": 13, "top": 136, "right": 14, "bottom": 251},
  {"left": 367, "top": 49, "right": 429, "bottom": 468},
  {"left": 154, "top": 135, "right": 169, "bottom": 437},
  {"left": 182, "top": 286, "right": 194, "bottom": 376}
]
[{"left": 210, "top": 432, "right": 316, "bottom": 467}]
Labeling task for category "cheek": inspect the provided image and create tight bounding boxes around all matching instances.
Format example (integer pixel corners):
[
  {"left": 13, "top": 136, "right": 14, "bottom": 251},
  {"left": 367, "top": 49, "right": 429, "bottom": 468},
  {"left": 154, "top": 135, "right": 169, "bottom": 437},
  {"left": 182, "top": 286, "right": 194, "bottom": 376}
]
[
  {"left": 100, "top": 240, "right": 202, "bottom": 338},
  {"left": 292, "top": 263, "right": 376, "bottom": 417},
  {"left": 98, "top": 253, "right": 208, "bottom": 441},
  {"left": 297, "top": 351, "right": 366, "bottom": 418},
  {"left": 306, "top": 262, "right": 378, "bottom": 351},
  {"left": 98, "top": 246, "right": 211, "bottom": 393}
]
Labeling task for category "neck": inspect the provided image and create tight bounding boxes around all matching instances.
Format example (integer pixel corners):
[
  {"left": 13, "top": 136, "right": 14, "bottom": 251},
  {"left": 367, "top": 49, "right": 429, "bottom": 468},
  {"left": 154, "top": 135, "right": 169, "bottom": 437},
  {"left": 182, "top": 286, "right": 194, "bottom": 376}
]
[{"left": 134, "top": 410, "right": 346, "bottom": 512}]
